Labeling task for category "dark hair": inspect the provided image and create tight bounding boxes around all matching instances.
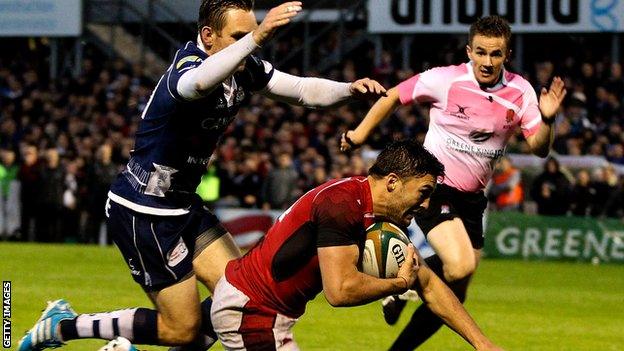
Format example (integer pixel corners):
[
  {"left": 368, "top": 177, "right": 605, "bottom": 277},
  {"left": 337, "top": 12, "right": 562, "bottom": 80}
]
[
  {"left": 469, "top": 15, "right": 512, "bottom": 50},
  {"left": 198, "top": 0, "right": 255, "bottom": 33},
  {"left": 369, "top": 139, "right": 445, "bottom": 180}
]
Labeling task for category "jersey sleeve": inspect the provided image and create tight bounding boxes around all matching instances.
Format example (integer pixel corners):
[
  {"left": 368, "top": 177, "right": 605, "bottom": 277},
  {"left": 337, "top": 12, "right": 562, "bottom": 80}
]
[
  {"left": 166, "top": 45, "right": 205, "bottom": 101},
  {"left": 518, "top": 86, "right": 542, "bottom": 138},
  {"left": 313, "top": 187, "right": 362, "bottom": 248},
  {"left": 243, "top": 55, "right": 275, "bottom": 92},
  {"left": 397, "top": 67, "right": 446, "bottom": 105}
]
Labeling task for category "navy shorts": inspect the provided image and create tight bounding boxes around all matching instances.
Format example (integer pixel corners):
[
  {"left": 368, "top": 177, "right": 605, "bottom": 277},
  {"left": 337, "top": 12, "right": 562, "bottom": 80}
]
[
  {"left": 106, "top": 199, "right": 227, "bottom": 291},
  {"left": 415, "top": 184, "right": 488, "bottom": 249}
]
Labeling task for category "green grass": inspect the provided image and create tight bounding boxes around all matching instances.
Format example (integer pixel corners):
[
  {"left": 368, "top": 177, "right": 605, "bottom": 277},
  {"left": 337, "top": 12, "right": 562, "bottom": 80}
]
[{"left": 2, "top": 242, "right": 623, "bottom": 350}]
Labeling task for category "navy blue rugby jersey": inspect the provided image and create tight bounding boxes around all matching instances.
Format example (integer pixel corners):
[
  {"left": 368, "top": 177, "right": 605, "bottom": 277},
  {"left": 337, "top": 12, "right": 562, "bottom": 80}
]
[{"left": 109, "top": 41, "right": 274, "bottom": 215}]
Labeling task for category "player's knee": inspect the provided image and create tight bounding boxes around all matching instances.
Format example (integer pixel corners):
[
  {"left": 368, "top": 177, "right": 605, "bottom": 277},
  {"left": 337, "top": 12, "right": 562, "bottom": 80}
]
[
  {"left": 159, "top": 314, "right": 201, "bottom": 344},
  {"left": 443, "top": 260, "right": 476, "bottom": 282}
]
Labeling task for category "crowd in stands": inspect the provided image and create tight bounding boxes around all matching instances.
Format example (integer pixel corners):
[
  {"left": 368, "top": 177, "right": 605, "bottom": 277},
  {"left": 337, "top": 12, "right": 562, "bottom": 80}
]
[{"left": 0, "top": 33, "right": 623, "bottom": 243}]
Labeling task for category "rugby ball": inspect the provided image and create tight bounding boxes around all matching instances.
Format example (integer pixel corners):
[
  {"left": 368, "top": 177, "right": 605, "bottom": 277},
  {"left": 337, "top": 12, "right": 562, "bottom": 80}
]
[{"left": 360, "top": 222, "right": 411, "bottom": 278}]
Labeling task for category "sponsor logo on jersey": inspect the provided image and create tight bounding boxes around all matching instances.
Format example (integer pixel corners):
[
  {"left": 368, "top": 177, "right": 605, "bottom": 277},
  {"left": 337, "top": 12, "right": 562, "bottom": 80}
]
[
  {"left": 201, "top": 115, "right": 236, "bottom": 130},
  {"left": 176, "top": 55, "right": 202, "bottom": 70},
  {"left": 167, "top": 238, "right": 189, "bottom": 267},
  {"left": 446, "top": 137, "right": 504, "bottom": 159},
  {"left": 235, "top": 89, "right": 245, "bottom": 103},
  {"left": 450, "top": 104, "right": 470, "bottom": 120},
  {"left": 145, "top": 163, "right": 178, "bottom": 197},
  {"left": 469, "top": 129, "right": 495, "bottom": 143},
  {"left": 505, "top": 109, "right": 515, "bottom": 124},
  {"left": 187, "top": 156, "right": 211, "bottom": 165}
]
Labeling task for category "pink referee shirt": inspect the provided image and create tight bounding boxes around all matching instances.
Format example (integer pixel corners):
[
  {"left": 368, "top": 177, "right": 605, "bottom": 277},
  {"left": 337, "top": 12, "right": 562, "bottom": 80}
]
[{"left": 398, "top": 62, "right": 541, "bottom": 192}]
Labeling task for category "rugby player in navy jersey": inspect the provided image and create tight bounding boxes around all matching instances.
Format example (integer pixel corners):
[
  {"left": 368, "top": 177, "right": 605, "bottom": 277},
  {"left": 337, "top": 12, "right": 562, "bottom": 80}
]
[
  {"left": 18, "top": 1, "right": 387, "bottom": 350},
  {"left": 210, "top": 140, "right": 502, "bottom": 350}
]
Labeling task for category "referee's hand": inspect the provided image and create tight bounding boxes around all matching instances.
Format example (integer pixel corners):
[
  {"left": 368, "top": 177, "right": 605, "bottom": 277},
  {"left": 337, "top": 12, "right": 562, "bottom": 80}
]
[
  {"left": 253, "top": 2, "right": 302, "bottom": 46},
  {"left": 340, "top": 130, "right": 363, "bottom": 152}
]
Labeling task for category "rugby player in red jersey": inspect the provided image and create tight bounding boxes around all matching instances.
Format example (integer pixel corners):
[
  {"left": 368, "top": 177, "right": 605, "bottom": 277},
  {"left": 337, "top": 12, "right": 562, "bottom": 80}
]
[{"left": 211, "top": 140, "right": 502, "bottom": 350}]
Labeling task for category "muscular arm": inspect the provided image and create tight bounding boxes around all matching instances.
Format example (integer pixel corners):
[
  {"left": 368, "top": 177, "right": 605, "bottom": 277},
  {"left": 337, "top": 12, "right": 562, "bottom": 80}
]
[
  {"left": 347, "top": 87, "right": 401, "bottom": 146},
  {"left": 525, "top": 122, "right": 554, "bottom": 158},
  {"left": 176, "top": 33, "right": 259, "bottom": 100},
  {"left": 413, "top": 257, "right": 497, "bottom": 350},
  {"left": 260, "top": 70, "right": 352, "bottom": 109},
  {"left": 318, "top": 244, "right": 408, "bottom": 307}
]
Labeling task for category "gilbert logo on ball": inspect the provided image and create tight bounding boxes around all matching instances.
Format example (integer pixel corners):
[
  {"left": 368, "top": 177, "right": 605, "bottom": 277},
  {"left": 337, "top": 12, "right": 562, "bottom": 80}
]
[{"left": 360, "top": 222, "right": 411, "bottom": 279}]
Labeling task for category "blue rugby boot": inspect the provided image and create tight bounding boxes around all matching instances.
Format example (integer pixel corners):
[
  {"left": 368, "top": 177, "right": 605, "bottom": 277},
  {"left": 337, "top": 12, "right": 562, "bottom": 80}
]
[{"left": 18, "top": 299, "right": 77, "bottom": 350}]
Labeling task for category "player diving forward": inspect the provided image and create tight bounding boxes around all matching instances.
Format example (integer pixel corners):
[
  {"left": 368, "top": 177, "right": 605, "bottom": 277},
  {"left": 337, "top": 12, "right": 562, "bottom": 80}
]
[
  {"left": 341, "top": 15, "right": 566, "bottom": 351},
  {"left": 209, "top": 140, "right": 502, "bottom": 350},
  {"left": 18, "top": 1, "right": 387, "bottom": 350}
]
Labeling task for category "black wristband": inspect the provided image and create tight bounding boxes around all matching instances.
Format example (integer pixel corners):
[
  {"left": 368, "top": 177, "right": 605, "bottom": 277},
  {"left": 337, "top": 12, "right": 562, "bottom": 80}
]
[
  {"left": 541, "top": 115, "right": 555, "bottom": 125},
  {"left": 343, "top": 132, "right": 359, "bottom": 149}
]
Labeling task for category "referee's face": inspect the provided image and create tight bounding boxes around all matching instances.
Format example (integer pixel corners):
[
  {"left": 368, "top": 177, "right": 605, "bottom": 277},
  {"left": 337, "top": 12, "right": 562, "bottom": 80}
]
[
  {"left": 209, "top": 8, "right": 259, "bottom": 71},
  {"left": 466, "top": 35, "right": 509, "bottom": 87}
]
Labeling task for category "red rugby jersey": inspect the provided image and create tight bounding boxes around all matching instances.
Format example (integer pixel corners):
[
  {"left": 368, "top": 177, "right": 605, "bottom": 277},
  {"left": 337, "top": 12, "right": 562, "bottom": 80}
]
[{"left": 225, "top": 176, "right": 375, "bottom": 318}]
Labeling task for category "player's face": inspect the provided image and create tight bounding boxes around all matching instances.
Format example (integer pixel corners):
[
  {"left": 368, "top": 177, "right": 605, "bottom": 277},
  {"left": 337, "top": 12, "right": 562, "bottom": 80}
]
[
  {"left": 388, "top": 174, "right": 436, "bottom": 227},
  {"left": 207, "top": 8, "right": 258, "bottom": 71},
  {"left": 466, "top": 35, "right": 509, "bottom": 86}
]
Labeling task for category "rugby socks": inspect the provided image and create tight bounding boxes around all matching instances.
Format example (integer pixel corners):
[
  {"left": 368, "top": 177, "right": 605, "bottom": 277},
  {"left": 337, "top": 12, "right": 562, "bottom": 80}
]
[
  {"left": 169, "top": 297, "right": 217, "bottom": 351},
  {"left": 59, "top": 307, "right": 159, "bottom": 344}
]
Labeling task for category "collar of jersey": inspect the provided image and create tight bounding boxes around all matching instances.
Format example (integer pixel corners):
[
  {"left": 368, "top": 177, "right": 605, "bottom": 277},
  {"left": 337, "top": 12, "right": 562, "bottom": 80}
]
[
  {"left": 466, "top": 60, "right": 508, "bottom": 92},
  {"left": 196, "top": 33, "right": 208, "bottom": 54}
]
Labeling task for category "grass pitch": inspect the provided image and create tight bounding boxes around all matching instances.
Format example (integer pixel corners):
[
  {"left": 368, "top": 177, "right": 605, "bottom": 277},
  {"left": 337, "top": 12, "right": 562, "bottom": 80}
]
[{"left": 2, "top": 242, "right": 623, "bottom": 350}]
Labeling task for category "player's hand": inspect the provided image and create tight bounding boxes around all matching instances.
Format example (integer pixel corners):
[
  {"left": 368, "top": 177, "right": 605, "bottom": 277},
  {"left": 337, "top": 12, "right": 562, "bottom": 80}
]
[
  {"left": 396, "top": 244, "right": 419, "bottom": 291},
  {"left": 253, "top": 2, "right": 302, "bottom": 46},
  {"left": 349, "top": 78, "right": 387, "bottom": 100},
  {"left": 539, "top": 76, "right": 566, "bottom": 121},
  {"left": 340, "top": 130, "right": 365, "bottom": 152}
]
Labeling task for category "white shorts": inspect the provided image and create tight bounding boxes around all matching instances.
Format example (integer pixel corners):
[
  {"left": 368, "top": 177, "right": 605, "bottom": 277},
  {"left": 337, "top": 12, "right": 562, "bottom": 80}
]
[{"left": 211, "top": 276, "right": 299, "bottom": 351}]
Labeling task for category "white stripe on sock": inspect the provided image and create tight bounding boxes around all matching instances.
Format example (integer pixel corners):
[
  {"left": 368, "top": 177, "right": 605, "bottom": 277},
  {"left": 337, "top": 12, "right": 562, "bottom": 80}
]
[{"left": 75, "top": 308, "right": 138, "bottom": 340}]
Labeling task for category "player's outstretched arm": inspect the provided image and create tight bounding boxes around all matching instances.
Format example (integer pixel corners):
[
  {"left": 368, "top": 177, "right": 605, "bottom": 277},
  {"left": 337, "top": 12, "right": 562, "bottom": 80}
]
[
  {"left": 318, "top": 244, "right": 418, "bottom": 307},
  {"left": 177, "top": 2, "right": 302, "bottom": 100},
  {"left": 253, "top": 2, "right": 302, "bottom": 46},
  {"left": 260, "top": 71, "right": 386, "bottom": 109},
  {"left": 413, "top": 259, "right": 503, "bottom": 351},
  {"left": 340, "top": 86, "right": 401, "bottom": 152},
  {"left": 525, "top": 76, "right": 567, "bottom": 157}
]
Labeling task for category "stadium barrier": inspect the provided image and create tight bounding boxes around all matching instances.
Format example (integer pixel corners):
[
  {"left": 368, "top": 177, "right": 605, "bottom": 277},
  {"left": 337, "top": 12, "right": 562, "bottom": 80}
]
[{"left": 484, "top": 212, "right": 624, "bottom": 263}]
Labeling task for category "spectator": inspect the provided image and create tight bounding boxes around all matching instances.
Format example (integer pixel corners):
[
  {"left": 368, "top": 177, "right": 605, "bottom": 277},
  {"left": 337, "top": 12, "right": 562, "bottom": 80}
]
[
  {"left": 591, "top": 165, "right": 621, "bottom": 217},
  {"left": 17, "top": 145, "right": 39, "bottom": 241},
  {"left": 85, "top": 144, "right": 118, "bottom": 244},
  {"left": 0, "top": 149, "right": 20, "bottom": 239},
  {"left": 530, "top": 157, "right": 571, "bottom": 216},
  {"left": 569, "top": 169, "right": 594, "bottom": 216},
  {"left": 488, "top": 157, "right": 523, "bottom": 211},
  {"left": 262, "top": 152, "right": 298, "bottom": 210},
  {"left": 36, "top": 148, "right": 64, "bottom": 242}
]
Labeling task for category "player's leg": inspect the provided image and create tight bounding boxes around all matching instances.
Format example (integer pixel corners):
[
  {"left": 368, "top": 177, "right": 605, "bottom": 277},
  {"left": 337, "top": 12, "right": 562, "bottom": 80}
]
[
  {"left": 211, "top": 276, "right": 299, "bottom": 351},
  {"left": 388, "top": 188, "right": 488, "bottom": 350},
  {"left": 18, "top": 201, "right": 203, "bottom": 350},
  {"left": 18, "top": 271, "right": 202, "bottom": 350},
  {"left": 388, "top": 220, "right": 479, "bottom": 351},
  {"left": 168, "top": 209, "right": 242, "bottom": 351}
]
